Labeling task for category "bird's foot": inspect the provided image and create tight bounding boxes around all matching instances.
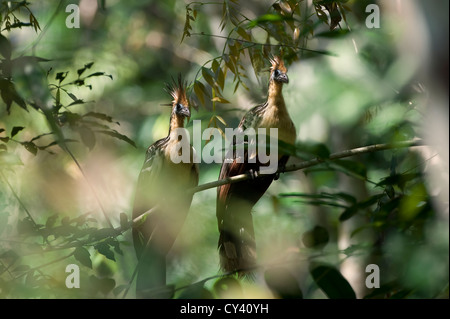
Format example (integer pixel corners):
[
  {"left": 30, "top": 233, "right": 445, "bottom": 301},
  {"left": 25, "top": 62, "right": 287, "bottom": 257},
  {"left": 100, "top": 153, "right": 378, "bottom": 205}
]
[
  {"left": 274, "top": 163, "right": 286, "bottom": 180},
  {"left": 247, "top": 169, "right": 260, "bottom": 180}
]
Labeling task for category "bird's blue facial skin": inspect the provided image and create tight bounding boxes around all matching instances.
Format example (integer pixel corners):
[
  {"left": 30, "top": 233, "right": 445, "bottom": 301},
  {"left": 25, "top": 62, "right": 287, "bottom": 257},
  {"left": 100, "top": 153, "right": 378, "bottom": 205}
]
[
  {"left": 272, "top": 69, "right": 289, "bottom": 84},
  {"left": 175, "top": 103, "right": 191, "bottom": 117}
]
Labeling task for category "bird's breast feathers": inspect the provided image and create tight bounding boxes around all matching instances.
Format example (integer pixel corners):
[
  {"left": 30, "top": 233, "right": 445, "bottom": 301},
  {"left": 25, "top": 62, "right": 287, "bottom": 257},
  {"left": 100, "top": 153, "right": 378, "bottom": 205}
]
[{"left": 258, "top": 103, "right": 296, "bottom": 146}]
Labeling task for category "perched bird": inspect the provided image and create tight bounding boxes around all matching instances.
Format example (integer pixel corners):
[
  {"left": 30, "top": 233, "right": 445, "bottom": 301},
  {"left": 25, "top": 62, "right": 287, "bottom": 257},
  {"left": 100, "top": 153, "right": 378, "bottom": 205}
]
[
  {"left": 132, "top": 76, "right": 198, "bottom": 298},
  {"left": 216, "top": 56, "right": 296, "bottom": 275}
]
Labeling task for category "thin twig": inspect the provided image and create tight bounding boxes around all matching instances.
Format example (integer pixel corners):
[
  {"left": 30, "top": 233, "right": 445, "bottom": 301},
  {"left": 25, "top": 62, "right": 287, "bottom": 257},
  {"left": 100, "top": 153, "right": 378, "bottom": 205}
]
[
  {"left": 12, "top": 251, "right": 75, "bottom": 280},
  {"left": 64, "top": 149, "right": 114, "bottom": 228},
  {"left": 190, "top": 32, "right": 337, "bottom": 56},
  {"left": 0, "top": 170, "right": 37, "bottom": 227}
]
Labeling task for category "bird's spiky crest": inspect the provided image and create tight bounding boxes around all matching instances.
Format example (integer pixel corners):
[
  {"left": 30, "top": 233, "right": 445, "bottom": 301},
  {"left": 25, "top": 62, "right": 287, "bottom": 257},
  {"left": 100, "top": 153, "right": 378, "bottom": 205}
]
[
  {"left": 269, "top": 55, "right": 287, "bottom": 73},
  {"left": 165, "top": 74, "right": 188, "bottom": 106}
]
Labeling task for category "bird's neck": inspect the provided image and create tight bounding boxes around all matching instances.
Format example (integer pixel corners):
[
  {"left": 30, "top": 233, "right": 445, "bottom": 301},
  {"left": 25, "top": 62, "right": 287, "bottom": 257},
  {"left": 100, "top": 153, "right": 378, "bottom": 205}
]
[
  {"left": 168, "top": 113, "right": 185, "bottom": 136},
  {"left": 266, "top": 80, "right": 287, "bottom": 113}
]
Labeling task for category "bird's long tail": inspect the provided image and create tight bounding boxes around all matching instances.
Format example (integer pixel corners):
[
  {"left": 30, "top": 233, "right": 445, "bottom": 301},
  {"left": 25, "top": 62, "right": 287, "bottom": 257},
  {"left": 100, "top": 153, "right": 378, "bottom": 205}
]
[
  {"left": 132, "top": 217, "right": 173, "bottom": 299},
  {"left": 217, "top": 196, "right": 257, "bottom": 276}
]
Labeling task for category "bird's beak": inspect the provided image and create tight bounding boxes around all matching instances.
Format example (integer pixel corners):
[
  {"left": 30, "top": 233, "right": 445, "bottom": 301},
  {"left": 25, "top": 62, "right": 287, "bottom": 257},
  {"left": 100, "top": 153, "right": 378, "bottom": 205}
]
[
  {"left": 180, "top": 105, "right": 191, "bottom": 118},
  {"left": 278, "top": 73, "right": 289, "bottom": 84}
]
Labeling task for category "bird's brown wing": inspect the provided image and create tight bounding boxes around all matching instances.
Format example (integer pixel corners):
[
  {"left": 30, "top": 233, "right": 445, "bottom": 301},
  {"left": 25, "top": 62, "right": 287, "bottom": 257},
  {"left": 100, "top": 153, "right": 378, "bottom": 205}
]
[
  {"left": 216, "top": 105, "right": 281, "bottom": 274},
  {"left": 132, "top": 137, "right": 198, "bottom": 297}
]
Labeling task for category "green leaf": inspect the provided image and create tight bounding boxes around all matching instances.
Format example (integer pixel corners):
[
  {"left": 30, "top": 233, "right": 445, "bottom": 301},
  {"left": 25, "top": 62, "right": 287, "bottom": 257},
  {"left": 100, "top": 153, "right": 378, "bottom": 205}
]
[
  {"left": 247, "top": 13, "right": 293, "bottom": 28},
  {"left": 45, "top": 214, "right": 59, "bottom": 229},
  {"left": 96, "top": 130, "right": 136, "bottom": 148},
  {"left": 67, "top": 99, "right": 86, "bottom": 107},
  {"left": 83, "top": 112, "right": 118, "bottom": 124},
  {"left": 211, "top": 96, "right": 230, "bottom": 104},
  {"left": 310, "top": 263, "right": 356, "bottom": 299},
  {"left": 74, "top": 247, "right": 92, "bottom": 269},
  {"left": 339, "top": 205, "right": 359, "bottom": 222},
  {"left": 78, "top": 126, "right": 96, "bottom": 150},
  {"left": 95, "top": 242, "right": 115, "bottom": 261},
  {"left": 339, "top": 194, "right": 384, "bottom": 222},
  {"left": 86, "top": 72, "right": 113, "bottom": 80},
  {"left": 77, "top": 62, "right": 95, "bottom": 77},
  {"left": 236, "top": 26, "right": 251, "bottom": 41},
  {"left": 376, "top": 173, "right": 420, "bottom": 190},
  {"left": 216, "top": 67, "right": 225, "bottom": 91},
  {"left": 201, "top": 67, "right": 216, "bottom": 88},
  {"left": 23, "top": 142, "right": 38, "bottom": 155},
  {"left": 66, "top": 92, "right": 78, "bottom": 102},
  {"left": 11, "top": 126, "right": 25, "bottom": 138},
  {"left": 0, "top": 79, "right": 28, "bottom": 113},
  {"left": 0, "top": 34, "right": 12, "bottom": 60},
  {"left": 193, "top": 81, "right": 205, "bottom": 106},
  {"left": 56, "top": 71, "right": 68, "bottom": 83}
]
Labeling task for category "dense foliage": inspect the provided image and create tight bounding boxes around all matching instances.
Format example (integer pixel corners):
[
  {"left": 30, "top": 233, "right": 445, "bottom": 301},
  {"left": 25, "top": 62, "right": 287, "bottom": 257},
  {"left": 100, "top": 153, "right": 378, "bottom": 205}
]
[{"left": 0, "top": 0, "right": 448, "bottom": 299}]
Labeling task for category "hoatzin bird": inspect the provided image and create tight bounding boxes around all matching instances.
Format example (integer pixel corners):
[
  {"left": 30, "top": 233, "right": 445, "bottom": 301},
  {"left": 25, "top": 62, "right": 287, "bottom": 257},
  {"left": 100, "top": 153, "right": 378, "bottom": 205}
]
[
  {"left": 216, "top": 56, "right": 296, "bottom": 275},
  {"left": 132, "top": 76, "right": 198, "bottom": 298}
]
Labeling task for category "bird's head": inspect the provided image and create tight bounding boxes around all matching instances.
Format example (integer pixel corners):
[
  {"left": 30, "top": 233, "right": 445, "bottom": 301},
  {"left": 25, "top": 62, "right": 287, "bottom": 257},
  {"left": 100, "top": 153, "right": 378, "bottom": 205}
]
[
  {"left": 166, "top": 75, "right": 191, "bottom": 119},
  {"left": 269, "top": 56, "right": 289, "bottom": 84}
]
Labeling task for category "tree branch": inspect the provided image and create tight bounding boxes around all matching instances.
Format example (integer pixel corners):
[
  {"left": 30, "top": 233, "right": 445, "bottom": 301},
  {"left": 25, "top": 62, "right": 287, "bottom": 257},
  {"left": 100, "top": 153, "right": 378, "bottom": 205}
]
[
  {"left": 33, "top": 140, "right": 424, "bottom": 253},
  {"left": 189, "top": 139, "right": 424, "bottom": 194}
]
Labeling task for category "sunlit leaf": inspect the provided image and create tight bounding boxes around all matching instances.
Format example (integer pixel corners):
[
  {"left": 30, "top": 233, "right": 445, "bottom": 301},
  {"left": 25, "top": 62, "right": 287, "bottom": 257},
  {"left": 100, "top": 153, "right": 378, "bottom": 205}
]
[{"left": 211, "top": 96, "right": 230, "bottom": 104}]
